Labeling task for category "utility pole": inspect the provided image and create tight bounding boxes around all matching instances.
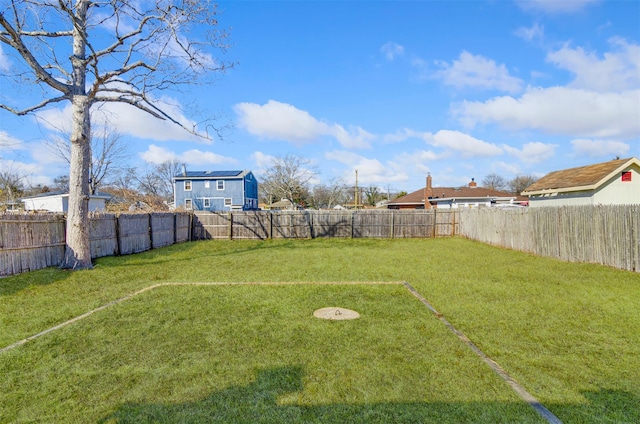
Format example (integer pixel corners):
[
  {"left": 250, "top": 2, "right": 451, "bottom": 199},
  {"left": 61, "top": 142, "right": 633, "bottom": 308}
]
[{"left": 354, "top": 169, "right": 359, "bottom": 209}]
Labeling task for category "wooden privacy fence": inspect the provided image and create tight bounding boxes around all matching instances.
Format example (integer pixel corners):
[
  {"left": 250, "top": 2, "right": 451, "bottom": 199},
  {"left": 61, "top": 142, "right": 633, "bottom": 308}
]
[
  {"left": 0, "top": 213, "right": 66, "bottom": 276},
  {"left": 192, "top": 210, "right": 459, "bottom": 240},
  {"left": 0, "top": 212, "right": 192, "bottom": 276},
  {"left": 4, "top": 206, "right": 637, "bottom": 276},
  {"left": 458, "top": 205, "right": 640, "bottom": 273}
]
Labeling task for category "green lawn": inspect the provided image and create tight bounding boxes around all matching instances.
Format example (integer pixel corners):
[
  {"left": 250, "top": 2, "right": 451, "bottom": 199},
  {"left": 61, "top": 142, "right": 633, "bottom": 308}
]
[{"left": 1, "top": 238, "right": 639, "bottom": 423}]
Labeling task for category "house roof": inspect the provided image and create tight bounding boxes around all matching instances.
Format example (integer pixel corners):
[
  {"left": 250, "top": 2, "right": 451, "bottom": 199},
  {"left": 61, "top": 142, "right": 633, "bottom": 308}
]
[
  {"left": 174, "top": 170, "right": 248, "bottom": 179},
  {"left": 21, "top": 190, "right": 112, "bottom": 200},
  {"left": 522, "top": 157, "right": 639, "bottom": 196},
  {"left": 389, "top": 186, "right": 518, "bottom": 206}
]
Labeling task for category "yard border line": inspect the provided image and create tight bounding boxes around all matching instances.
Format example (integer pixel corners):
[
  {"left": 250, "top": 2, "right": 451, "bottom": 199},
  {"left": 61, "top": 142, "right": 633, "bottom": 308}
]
[
  {"left": 2, "top": 279, "right": 563, "bottom": 424},
  {"left": 0, "top": 281, "right": 402, "bottom": 353},
  {"left": 402, "top": 281, "right": 563, "bottom": 424}
]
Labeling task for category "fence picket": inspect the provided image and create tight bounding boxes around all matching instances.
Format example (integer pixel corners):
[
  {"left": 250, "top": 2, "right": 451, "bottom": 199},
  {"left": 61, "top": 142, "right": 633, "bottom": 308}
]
[
  {"left": 2, "top": 206, "right": 638, "bottom": 276},
  {"left": 458, "top": 206, "right": 639, "bottom": 273}
]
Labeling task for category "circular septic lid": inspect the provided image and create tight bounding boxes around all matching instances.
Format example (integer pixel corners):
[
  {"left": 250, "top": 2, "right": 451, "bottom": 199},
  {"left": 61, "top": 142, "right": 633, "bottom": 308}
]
[{"left": 313, "top": 307, "right": 360, "bottom": 320}]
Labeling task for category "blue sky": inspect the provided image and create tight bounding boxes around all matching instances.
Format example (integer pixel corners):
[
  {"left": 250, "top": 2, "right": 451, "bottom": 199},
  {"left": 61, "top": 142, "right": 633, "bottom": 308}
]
[{"left": 1, "top": 0, "right": 639, "bottom": 193}]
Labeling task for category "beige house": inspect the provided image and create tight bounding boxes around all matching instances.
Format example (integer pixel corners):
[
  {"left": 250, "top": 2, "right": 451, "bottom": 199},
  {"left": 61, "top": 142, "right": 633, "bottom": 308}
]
[{"left": 522, "top": 157, "right": 640, "bottom": 207}]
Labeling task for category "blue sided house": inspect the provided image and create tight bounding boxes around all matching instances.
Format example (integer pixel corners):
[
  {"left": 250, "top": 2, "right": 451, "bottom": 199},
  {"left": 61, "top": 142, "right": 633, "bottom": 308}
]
[{"left": 173, "top": 170, "right": 259, "bottom": 211}]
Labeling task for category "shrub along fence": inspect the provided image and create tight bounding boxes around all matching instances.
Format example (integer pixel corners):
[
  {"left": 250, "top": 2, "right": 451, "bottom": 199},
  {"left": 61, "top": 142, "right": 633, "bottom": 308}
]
[{"left": 458, "top": 205, "right": 640, "bottom": 273}]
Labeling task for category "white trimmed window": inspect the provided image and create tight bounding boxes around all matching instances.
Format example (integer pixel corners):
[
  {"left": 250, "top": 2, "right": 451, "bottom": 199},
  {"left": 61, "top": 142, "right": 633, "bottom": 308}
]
[
  {"left": 217, "top": 180, "right": 224, "bottom": 190},
  {"left": 204, "top": 180, "right": 210, "bottom": 188},
  {"left": 184, "top": 180, "right": 192, "bottom": 191},
  {"left": 203, "top": 198, "right": 210, "bottom": 208},
  {"left": 224, "top": 198, "right": 232, "bottom": 207},
  {"left": 185, "top": 198, "right": 193, "bottom": 209}
]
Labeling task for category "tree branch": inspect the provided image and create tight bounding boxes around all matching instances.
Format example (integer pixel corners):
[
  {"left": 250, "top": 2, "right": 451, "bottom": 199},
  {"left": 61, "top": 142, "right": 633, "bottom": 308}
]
[
  {"left": 0, "top": 12, "right": 70, "bottom": 94},
  {"left": 0, "top": 94, "right": 68, "bottom": 115}
]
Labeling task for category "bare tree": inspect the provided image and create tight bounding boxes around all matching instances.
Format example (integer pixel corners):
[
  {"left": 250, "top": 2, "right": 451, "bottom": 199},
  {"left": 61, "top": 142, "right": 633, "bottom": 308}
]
[
  {"left": 260, "top": 154, "right": 317, "bottom": 207},
  {"left": 310, "top": 178, "right": 346, "bottom": 209},
  {"left": 152, "top": 160, "right": 185, "bottom": 199},
  {"left": 482, "top": 172, "right": 508, "bottom": 191},
  {"left": 0, "top": 169, "right": 25, "bottom": 210},
  {"left": 53, "top": 175, "right": 70, "bottom": 192},
  {"left": 135, "top": 160, "right": 184, "bottom": 200},
  {"left": 47, "top": 126, "right": 129, "bottom": 194},
  {"left": 0, "top": 1, "right": 232, "bottom": 269},
  {"left": 509, "top": 175, "right": 538, "bottom": 195},
  {"left": 364, "top": 185, "right": 383, "bottom": 206}
]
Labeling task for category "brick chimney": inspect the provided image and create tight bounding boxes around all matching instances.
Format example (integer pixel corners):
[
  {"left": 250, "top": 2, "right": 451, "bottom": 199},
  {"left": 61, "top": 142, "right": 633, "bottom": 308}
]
[
  {"left": 469, "top": 177, "right": 477, "bottom": 188},
  {"left": 424, "top": 173, "right": 433, "bottom": 209}
]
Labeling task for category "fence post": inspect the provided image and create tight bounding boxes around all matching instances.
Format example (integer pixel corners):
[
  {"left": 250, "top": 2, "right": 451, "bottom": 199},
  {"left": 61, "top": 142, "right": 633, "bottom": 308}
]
[
  {"left": 351, "top": 210, "right": 354, "bottom": 238},
  {"left": 432, "top": 209, "right": 437, "bottom": 238},
  {"left": 228, "top": 212, "right": 233, "bottom": 240},
  {"left": 149, "top": 213, "right": 154, "bottom": 249},
  {"left": 451, "top": 210, "right": 456, "bottom": 236},
  {"left": 173, "top": 213, "right": 177, "bottom": 245},
  {"left": 390, "top": 211, "right": 395, "bottom": 239},
  {"left": 269, "top": 212, "right": 273, "bottom": 239},
  {"left": 114, "top": 213, "right": 121, "bottom": 256}
]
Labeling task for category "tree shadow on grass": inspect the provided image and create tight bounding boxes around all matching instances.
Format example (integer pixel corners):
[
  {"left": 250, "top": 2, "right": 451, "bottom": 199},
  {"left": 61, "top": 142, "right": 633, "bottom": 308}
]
[
  {"left": 98, "top": 239, "right": 294, "bottom": 269},
  {"left": 100, "top": 366, "right": 545, "bottom": 424},
  {"left": 552, "top": 388, "right": 640, "bottom": 424},
  {"left": 0, "top": 266, "right": 70, "bottom": 297}
]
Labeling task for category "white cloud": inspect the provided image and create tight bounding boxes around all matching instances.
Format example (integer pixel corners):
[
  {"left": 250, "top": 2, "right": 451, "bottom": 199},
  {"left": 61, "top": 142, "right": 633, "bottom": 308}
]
[
  {"left": 421, "top": 130, "right": 503, "bottom": 157},
  {"left": 0, "top": 135, "right": 67, "bottom": 182},
  {"left": 494, "top": 161, "right": 522, "bottom": 176},
  {"left": 251, "top": 151, "right": 277, "bottom": 169},
  {"left": 393, "top": 150, "right": 444, "bottom": 175},
  {"left": 547, "top": 38, "right": 640, "bottom": 92},
  {"left": 514, "top": 23, "right": 544, "bottom": 42},
  {"left": 502, "top": 142, "right": 558, "bottom": 163},
  {"left": 0, "top": 155, "right": 63, "bottom": 187},
  {"left": 139, "top": 144, "right": 237, "bottom": 166},
  {"left": 571, "top": 139, "right": 630, "bottom": 157},
  {"left": 139, "top": 145, "right": 176, "bottom": 164},
  {"left": 0, "top": 44, "right": 11, "bottom": 71},
  {"left": 381, "top": 42, "right": 404, "bottom": 61},
  {"left": 234, "top": 100, "right": 325, "bottom": 144},
  {"left": 518, "top": 0, "right": 599, "bottom": 14},
  {"left": 383, "top": 128, "right": 421, "bottom": 144},
  {"left": 325, "top": 150, "right": 408, "bottom": 185},
  {"left": 180, "top": 149, "right": 237, "bottom": 166},
  {"left": 0, "top": 130, "right": 23, "bottom": 150},
  {"left": 456, "top": 86, "right": 640, "bottom": 140},
  {"left": 29, "top": 140, "right": 67, "bottom": 166},
  {"left": 332, "top": 124, "right": 375, "bottom": 149},
  {"left": 36, "top": 96, "right": 205, "bottom": 143},
  {"left": 234, "top": 100, "right": 374, "bottom": 149},
  {"left": 434, "top": 51, "right": 523, "bottom": 93},
  {"left": 456, "top": 40, "right": 640, "bottom": 140}
]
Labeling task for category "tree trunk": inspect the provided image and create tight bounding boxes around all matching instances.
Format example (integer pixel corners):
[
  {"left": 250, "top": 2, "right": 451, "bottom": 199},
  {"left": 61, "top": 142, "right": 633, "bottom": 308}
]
[
  {"left": 60, "top": 0, "right": 92, "bottom": 270},
  {"left": 61, "top": 96, "right": 93, "bottom": 269}
]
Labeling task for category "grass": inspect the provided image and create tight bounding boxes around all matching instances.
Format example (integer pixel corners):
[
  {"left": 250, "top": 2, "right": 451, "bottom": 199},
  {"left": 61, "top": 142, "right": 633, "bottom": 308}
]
[{"left": 1, "top": 237, "right": 639, "bottom": 423}]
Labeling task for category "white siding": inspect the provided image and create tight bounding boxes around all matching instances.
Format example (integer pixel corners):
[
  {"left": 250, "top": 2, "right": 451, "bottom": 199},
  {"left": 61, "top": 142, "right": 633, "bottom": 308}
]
[
  {"left": 592, "top": 168, "right": 640, "bottom": 205},
  {"left": 528, "top": 167, "right": 640, "bottom": 207},
  {"left": 23, "top": 195, "right": 65, "bottom": 212},
  {"left": 23, "top": 194, "right": 106, "bottom": 212}
]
